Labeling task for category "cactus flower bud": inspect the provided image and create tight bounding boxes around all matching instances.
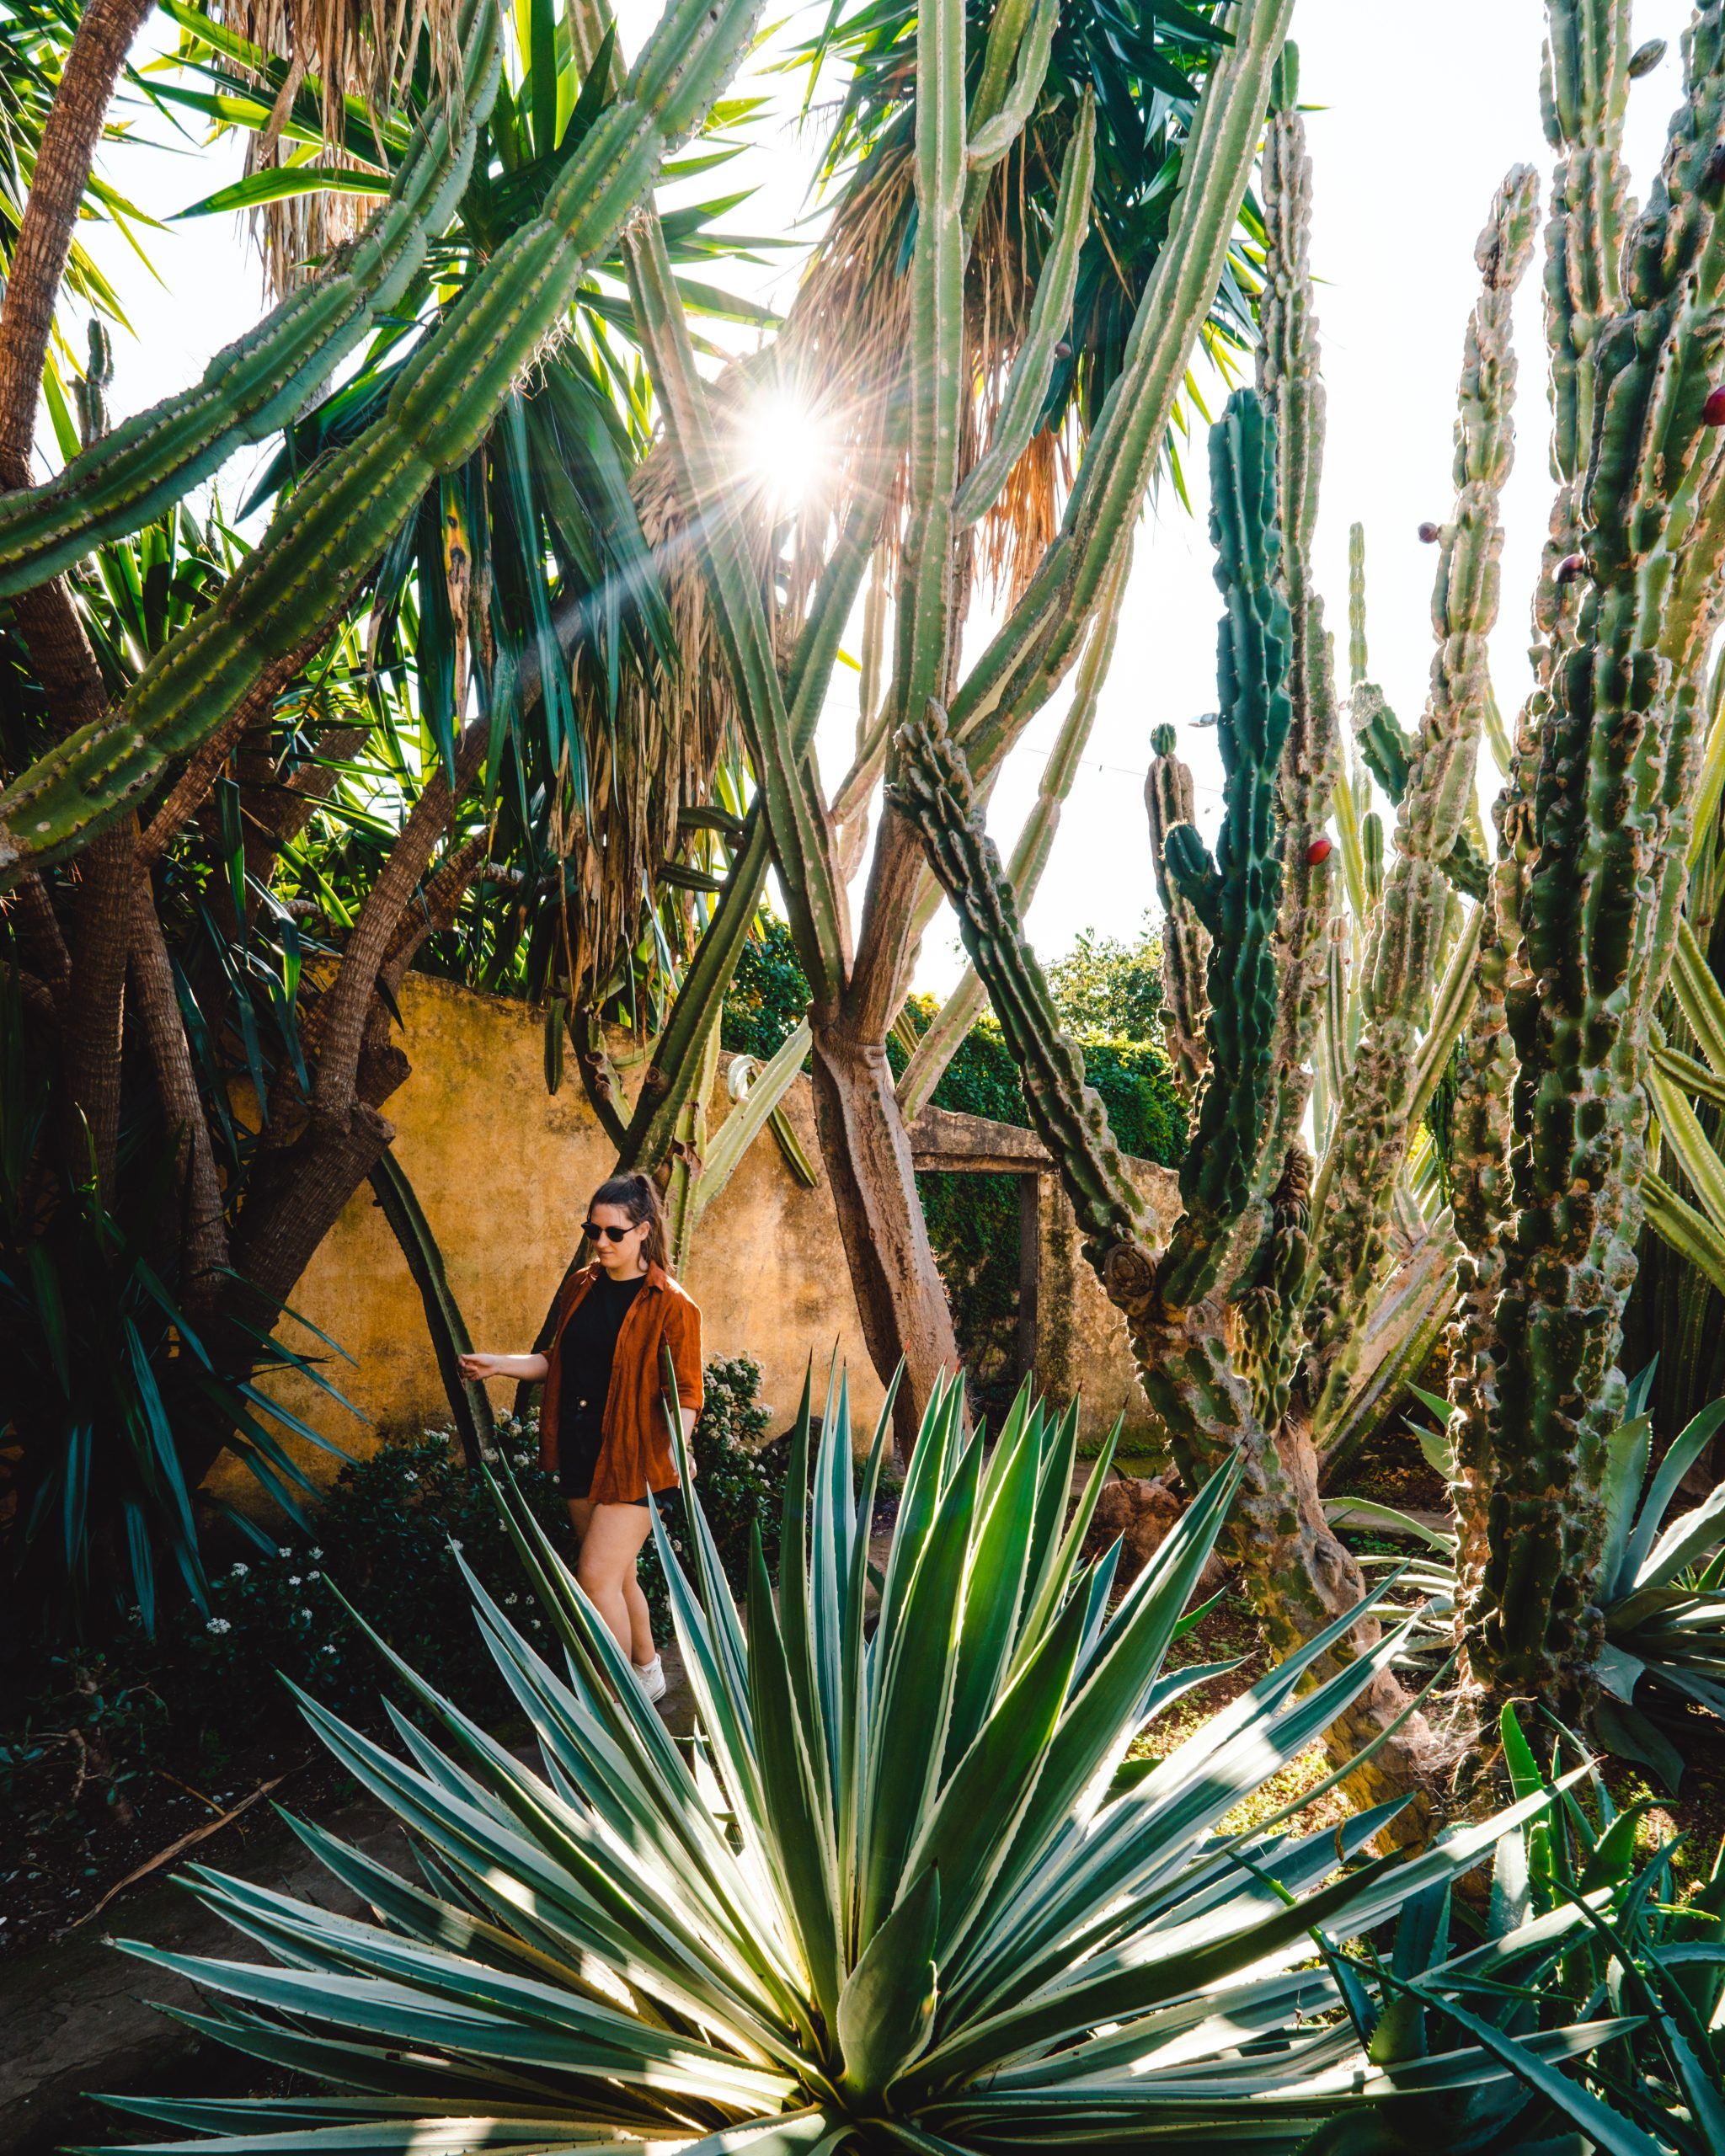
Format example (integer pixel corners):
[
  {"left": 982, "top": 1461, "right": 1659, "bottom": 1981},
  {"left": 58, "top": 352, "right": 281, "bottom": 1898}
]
[
  {"left": 1417, "top": 520, "right": 1440, "bottom": 543},
  {"left": 1151, "top": 722, "right": 1178, "bottom": 756},
  {"left": 1555, "top": 551, "right": 1585, "bottom": 584},
  {"left": 1306, "top": 835, "right": 1333, "bottom": 866},
  {"left": 1628, "top": 37, "right": 1665, "bottom": 76},
  {"left": 1705, "top": 385, "right": 1725, "bottom": 425}
]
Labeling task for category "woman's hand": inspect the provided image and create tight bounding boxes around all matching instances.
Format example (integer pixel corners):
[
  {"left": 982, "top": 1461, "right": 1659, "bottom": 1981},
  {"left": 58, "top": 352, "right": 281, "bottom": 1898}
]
[{"left": 458, "top": 1352, "right": 547, "bottom": 1385}]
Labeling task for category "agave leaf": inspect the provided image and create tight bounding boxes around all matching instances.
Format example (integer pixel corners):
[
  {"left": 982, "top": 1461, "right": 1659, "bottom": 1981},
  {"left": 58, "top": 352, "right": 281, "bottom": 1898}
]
[
  {"left": 1599, "top": 1417, "right": 1653, "bottom": 1598},
  {"left": 1636, "top": 1478, "right": 1725, "bottom": 1590},
  {"left": 1596, "top": 1644, "right": 1648, "bottom": 1706},
  {"left": 836, "top": 1864, "right": 941, "bottom": 2096},
  {"left": 1625, "top": 1395, "right": 1725, "bottom": 1587}
]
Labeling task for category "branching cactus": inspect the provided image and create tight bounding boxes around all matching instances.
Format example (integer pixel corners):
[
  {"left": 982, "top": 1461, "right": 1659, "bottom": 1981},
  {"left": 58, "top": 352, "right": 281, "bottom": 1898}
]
[
  {"left": 896, "top": 383, "right": 1439, "bottom": 1825},
  {"left": 1156, "top": 387, "right": 1292, "bottom": 1311}
]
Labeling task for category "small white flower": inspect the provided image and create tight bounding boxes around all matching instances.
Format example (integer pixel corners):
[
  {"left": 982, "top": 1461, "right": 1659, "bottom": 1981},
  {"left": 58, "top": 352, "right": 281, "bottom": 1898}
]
[
  {"left": 310, "top": 1546, "right": 323, "bottom": 1560},
  {"left": 307, "top": 1570, "right": 320, "bottom": 1581},
  {"left": 449, "top": 1539, "right": 463, "bottom": 1553},
  {"left": 288, "top": 1575, "right": 302, "bottom": 1586},
  {"left": 277, "top": 1545, "right": 292, "bottom": 1558},
  {"left": 206, "top": 1617, "right": 232, "bottom": 1636},
  {"left": 297, "top": 1607, "right": 313, "bottom": 1620},
  {"left": 505, "top": 1594, "right": 518, "bottom": 1605},
  {"left": 403, "top": 1471, "right": 419, "bottom": 1485},
  {"left": 320, "top": 1645, "right": 338, "bottom": 1657},
  {"left": 230, "top": 1561, "right": 249, "bottom": 1577}
]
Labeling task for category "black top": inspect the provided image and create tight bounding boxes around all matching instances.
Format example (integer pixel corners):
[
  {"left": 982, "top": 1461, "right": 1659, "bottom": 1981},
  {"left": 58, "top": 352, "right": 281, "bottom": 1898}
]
[{"left": 556, "top": 1271, "right": 645, "bottom": 1454}]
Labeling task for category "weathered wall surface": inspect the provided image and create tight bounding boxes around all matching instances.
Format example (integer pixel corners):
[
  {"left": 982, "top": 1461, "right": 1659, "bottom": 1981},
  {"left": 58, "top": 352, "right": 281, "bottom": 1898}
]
[
  {"left": 1035, "top": 1161, "right": 1183, "bottom": 1459},
  {"left": 220, "top": 973, "right": 885, "bottom": 1505},
  {"left": 216, "top": 973, "right": 1173, "bottom": 1508}
]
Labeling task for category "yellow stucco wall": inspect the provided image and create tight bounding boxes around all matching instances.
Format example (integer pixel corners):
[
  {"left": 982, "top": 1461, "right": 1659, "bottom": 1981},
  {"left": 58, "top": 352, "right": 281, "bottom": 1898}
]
[
  {"left": 1034, "top": 1160, "right": 1183, "bottom": 1460},
  {"left": 216, "top": 972, "right": 887, "bottom": 1506}
]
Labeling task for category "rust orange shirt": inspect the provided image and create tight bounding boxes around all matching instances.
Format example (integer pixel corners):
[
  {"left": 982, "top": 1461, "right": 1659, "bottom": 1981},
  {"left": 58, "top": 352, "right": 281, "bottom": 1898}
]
[{"left": 538, "top": 1260, "right": 703, "bottom": 1502}]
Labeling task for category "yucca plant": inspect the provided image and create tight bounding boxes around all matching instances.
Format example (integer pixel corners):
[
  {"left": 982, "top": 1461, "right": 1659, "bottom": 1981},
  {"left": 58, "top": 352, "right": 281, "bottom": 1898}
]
[{"left": 95, "top": 1378, "right": 1629, "bottom": 2154}]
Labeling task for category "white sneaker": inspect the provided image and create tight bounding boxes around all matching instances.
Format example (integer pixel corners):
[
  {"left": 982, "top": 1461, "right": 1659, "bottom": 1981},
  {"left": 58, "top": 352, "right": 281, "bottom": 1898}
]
[{"left": 633, "top": 1656, "right": 667, "bottom": 1703}]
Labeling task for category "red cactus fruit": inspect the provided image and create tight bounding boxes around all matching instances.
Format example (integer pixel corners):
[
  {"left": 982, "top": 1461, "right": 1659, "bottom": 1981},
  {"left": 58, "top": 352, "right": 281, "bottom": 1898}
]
[
  {"left": 1306, "top": 835, "right": 1333, "bottom": 866},
  {"left": 1555, "top": 552, "right": 1585, "bottom": 584},
  {"left": 1705, "top": 384, "right": 1725, "bottom": 425},
  {"left": 1417, "top": 520, "right": 1440, "bottom": 543}
]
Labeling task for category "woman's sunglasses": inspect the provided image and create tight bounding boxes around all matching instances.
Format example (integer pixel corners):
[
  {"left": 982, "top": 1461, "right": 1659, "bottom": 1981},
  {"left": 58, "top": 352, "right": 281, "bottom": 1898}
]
[{"left": 583, "top": 1220, "right": 638, "bottom": 1244}]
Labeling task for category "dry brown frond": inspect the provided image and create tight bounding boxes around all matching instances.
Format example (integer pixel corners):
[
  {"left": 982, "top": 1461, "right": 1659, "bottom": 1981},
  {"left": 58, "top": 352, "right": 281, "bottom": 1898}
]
[{"left": 211, "top": 0, "right": 462, "bottom": 292}]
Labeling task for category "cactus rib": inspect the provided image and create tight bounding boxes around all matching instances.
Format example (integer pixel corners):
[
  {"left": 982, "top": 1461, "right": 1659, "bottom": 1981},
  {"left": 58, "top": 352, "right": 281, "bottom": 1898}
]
[
  {"left": 0, "top": 0, "right": 502, "bottom": 597},
  {"left": 0, "top": 0, "right": 761, "bottom": 890},
  {"left": 1257, "top": 65, "right": 1339, "bottom": 1190},
  {"left": 896, "top": 537, "right": 1128, "bottom": 1123}
]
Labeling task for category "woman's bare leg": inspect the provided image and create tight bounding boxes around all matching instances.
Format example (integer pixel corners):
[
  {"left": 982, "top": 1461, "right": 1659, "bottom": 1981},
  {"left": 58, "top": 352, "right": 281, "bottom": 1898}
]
[
  {"left": 622, "top": 1572, "right": 655, "bottom": 1664},
  {"left": 574, "top": 1502, "right": 655, "bottom": 1661}
]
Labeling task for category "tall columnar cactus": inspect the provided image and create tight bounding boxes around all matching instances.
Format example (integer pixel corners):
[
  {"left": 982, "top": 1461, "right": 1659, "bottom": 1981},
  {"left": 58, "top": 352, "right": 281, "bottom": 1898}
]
[
  {"left": 1304, "top": 165, "right": 1538, "bottom": 1425},
  {"left": 0, "top": 0, "right": 759, "bottom": 889},
  {"left": 1156, "top": 387, "right": 1292, "bottom": 1310},
  {"left": 0, "top": 0, "right": 502, "bottom": 595},
  {"left": 1144, "top": 721, "right": 1210, "bottom": 1100},
  {"left": 1458, "top": 3, "right": 1725, "bottom": 1710},
  {"left": 1256, "top": 46, "right": 1339, "bottom": 1182}
]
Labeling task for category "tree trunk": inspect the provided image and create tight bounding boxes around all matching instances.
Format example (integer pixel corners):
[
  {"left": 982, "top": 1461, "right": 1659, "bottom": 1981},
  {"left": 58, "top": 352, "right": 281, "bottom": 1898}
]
[
  {"left": 129, "top": 859, "right": 229, "bottom": 1304},
  {"left": 61, "top": 819, "right": 135, "bottom": 1189},
  {"left": 808, "top": 1011, "right": 961, "bottom": 1456},
  {"left": 0, "top": 0, "right": 157, "bottom": 478}
]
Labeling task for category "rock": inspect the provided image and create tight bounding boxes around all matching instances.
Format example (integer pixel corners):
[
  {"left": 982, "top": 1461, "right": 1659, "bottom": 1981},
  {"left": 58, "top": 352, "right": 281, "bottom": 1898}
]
[{"left": 1087, "top": 1473, "right": 1230, "bottom": 1594}]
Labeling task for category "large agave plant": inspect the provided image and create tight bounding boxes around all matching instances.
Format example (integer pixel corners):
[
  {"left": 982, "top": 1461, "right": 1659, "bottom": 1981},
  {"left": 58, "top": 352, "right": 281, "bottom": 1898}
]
[{"left": 98, "top": 1380, "right": 1621, "bottom": 2153}]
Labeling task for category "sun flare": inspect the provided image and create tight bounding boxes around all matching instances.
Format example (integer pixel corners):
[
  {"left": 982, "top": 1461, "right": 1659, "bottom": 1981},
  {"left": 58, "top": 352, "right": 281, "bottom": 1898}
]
[{"left": 739, "top": 389, "right": 830, "bottom": 508}]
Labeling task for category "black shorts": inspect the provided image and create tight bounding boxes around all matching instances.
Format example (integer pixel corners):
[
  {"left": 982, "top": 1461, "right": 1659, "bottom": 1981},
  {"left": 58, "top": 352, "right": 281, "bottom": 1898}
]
[{"left": 558, "top": 1417, "right": 681, "bottom": 1514}]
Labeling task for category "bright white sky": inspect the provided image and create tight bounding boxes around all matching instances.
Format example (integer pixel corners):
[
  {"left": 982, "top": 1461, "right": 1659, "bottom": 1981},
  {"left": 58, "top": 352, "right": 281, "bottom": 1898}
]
[{"left": 72, "top": 0, "right": 1698, "bottom": 1000}]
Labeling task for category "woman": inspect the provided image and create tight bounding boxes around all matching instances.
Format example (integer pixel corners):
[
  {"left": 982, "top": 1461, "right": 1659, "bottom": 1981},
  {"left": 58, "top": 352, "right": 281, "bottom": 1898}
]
[{"left": 457, "top": 1174, "right": 702, "bottom": 1702}]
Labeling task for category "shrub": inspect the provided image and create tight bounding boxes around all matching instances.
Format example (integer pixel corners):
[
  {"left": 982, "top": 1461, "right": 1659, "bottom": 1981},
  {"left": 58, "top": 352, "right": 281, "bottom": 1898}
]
[{"left": 0, "top": 1358, "right": 785, "bottom": 1832}]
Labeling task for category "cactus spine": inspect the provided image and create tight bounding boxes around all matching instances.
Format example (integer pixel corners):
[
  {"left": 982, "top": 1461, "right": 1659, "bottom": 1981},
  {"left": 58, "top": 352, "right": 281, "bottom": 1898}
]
[
  {"left": 0, "top": 0, "right": 502, "bottom": 595},
  {"left": 1459, "top": 4, "right": 1725, "bottom": 1709},
  {"left": 1305, "top": 167, "right": 1538, "bottom": 1425},
  {"left": 0, "top": 0, "right": 759, "bottom": 889}
]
